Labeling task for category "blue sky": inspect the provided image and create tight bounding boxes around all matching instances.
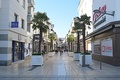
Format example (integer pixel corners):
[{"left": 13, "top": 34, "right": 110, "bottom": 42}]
[{"left": 34, "top": 0, "right": 79, "bottom": 38}]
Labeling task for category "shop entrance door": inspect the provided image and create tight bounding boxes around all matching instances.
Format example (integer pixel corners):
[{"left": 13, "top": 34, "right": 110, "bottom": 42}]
[{"left": 12, "top": 41, "right": 24, "bottom": 62}]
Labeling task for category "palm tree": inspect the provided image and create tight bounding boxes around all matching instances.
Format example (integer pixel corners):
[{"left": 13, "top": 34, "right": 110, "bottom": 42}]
[
  {"left": 73, "top": 19, "right": 82, "bottom": 52},
  {"left": 32, "top": 12, "right": 50, "bottom": 54},
  {"left": 80, "top": 14, "right": 91, "bottom": 67},
  {"left": 67, "top": 36, "right": 71, "bottom": 51},
  {"left": 73, "top": 14, "right": 91, "bottom": 67},
  {"left": 67, "top": 34, "right": 75, "bottom": 51},
  {"left": 80, "top": 14, "right": 91, "bottom": 54},
  {"left": 48, "top": 33, "right": 56, "bottom": 51}
]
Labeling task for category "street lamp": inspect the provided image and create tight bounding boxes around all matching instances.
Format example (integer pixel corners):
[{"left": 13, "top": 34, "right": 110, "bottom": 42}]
[{"left": 93, "top": 9, "right": 115, "bottom": 16}]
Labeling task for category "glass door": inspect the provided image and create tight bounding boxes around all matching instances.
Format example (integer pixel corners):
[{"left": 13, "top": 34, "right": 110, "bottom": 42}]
[{"left": 12, "top": 41, "right": 24, "bottom": 62}]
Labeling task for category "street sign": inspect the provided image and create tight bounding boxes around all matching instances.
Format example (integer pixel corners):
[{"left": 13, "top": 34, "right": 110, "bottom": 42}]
[{"left": 11, "top": 22, "right": 18, "bottom": 28}]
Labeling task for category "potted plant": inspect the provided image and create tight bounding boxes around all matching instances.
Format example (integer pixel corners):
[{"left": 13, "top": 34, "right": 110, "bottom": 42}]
[
  {"left": 74, "top": 52, "right": 82, "bottom": 60},
  {"left": 67, "top": 34, "right": 75, "bottom": 52},
  {"left": 68, "top": 50, "right": 74, "bottom": 57},
  {"left": 31, "top": 12, "right": 50, "bottom": 66},
  {"left": 31, "top": 53, "right": 43, "bottom": 66},
  {"left": 48, "top": 33, "right": 56, "bottom": 57},
  {"left": 48, "top": 50, "right": 55, "bottom": 57},
  {"left": 73, "top": 17, "right": 82, "bottom": 61},
  {"left": 73, "top": 14, "right": 91, "bottom": 66},
  {"left": 79, "top": 52, "right": 92, "bottom": 65}
]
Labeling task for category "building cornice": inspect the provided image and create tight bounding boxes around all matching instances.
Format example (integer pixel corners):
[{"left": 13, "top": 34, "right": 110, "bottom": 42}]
[{"left": 87, "top": 21, "right": 120, "bottom": 39}]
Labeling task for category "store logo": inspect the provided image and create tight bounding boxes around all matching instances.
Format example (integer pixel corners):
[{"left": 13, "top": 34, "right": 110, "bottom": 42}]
[
  {"left": 102, "top": 46, "right": 112, "bottom": 53},
  {"left": 93, "top": 5, "right": 106, "bottom": 23}
]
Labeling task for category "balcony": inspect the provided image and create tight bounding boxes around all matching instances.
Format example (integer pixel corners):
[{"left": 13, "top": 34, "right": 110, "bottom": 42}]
[
  {"left": 27, "top": 13, "right": 32, "bottom": 24},
  {"left": 28, "top": 0, "right": 34, "bottom": 7}
]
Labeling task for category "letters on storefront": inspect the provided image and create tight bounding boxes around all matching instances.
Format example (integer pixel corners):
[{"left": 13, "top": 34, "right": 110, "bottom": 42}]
[
  {"left": 93, "top": 5, "right": 107, "bottom": 28},
  {"left": 93, "top": 5, "right": 106, "bottom": 23}
]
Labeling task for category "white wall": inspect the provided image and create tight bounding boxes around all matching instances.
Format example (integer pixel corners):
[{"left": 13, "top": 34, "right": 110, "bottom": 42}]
[
  {"left": 0, "top": 0, "right": 1, "bottom": 8},
  {"left": 0, "top": 0, "right": 9, "bottom": 29},
  {"left": 78, "top": 0, "right": 93, "bottom": 34},
  {"left": 0, "top": 0, "right": 34, "bottom": 58},
  {"left": 92, "top": 0, "right": 120, "bottom": 31},
  {"left": 9, "top": 0, "right": 28, "bottom": 36}
]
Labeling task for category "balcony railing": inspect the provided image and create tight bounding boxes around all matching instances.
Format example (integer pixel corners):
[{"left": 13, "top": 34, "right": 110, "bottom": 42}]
[
  {"left": 28, "top": 0, "right": 34, "bottom": 7},
  {"left": 27, "top": 14, "right": 32, "bottom": 24}
]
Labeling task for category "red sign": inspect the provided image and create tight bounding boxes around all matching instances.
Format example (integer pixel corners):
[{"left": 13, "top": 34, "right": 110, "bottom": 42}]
[
  {"left": 102, "top": 46, "right": 112, "bottom": 52},
  {"left": 93, "top": 5, "right": 106, "bottom": 22},
  {"left": 101, "top": 40, "right": 113, "bottom": 56}
]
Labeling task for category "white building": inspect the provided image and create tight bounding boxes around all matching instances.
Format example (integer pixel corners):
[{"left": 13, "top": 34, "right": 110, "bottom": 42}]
[
  {"left": 78, "top": 0, "right": 93, "bottom": 52},
  {"left": 0, "top": 0, "right": 34, "bottom": 66},
  {"left": 90, "top": 0, "right": 120, "bottom": 66},
  {"left": 78, "top": 0, "right": 120, "bottom": 65},
  {"left": 64, "top": 20, "right": 77, "bottom": 51},
  {"left": 78, "top": 0, "right": 93, "bottom": 34}
]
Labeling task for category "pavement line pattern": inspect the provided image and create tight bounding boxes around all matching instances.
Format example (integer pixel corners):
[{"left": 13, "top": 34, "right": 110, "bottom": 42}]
[{"left": 0, "top": 52, "right": 120, "bottom": 80}]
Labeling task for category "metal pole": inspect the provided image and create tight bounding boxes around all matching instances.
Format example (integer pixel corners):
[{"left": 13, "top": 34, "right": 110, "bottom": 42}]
[
  {"left": 32, "top": 34, "right": 34, "bottom": 54},
  {"left": 100, "top": 41, "right": 102, "bottom": 70}
]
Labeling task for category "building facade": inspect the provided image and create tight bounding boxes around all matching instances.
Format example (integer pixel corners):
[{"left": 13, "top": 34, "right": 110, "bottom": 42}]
[
  {"left": 78, "top": 0, "right": 120, "bottom": 65},
  {"left": 78, "top": 0, "right": 93, "bottom": 52},
  {"left": 90, "top": 0, "right": 120, "bottom": 66},
  {"left": 0, "top": 0, "right": 34, "bottom": 66},
  {"left": 64, "top": 20, "right": 77, "bottom": 52}
]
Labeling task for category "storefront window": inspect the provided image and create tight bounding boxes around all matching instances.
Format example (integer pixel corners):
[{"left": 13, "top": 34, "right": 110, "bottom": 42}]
[{"left": 12, "top": 41, "right": 24, "bottom": 62}]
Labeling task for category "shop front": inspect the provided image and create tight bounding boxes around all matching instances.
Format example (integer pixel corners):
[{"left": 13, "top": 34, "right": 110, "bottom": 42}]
[
  {"left": 12, "top": 41, "right": 24, "bottom": 62},
  {"left": 88, "top": 21, "right": 120, "bottom": 66},
  {"left": 87, "top": 0, "right": 120, "bottom": 66}
]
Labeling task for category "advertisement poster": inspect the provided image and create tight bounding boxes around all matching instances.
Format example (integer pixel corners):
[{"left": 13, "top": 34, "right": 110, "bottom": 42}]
[
  {"left": 101, "top": 39, "right": 113, "bottom": 56},
  {"left": 94, "top": 44, "right": 100, "bottom": 54}
]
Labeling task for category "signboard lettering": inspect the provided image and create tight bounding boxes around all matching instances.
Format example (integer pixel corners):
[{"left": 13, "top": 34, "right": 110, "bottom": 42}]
[
  {"left": 11, "top": 22, "right": 18, "bottom": 28},
  {"left": 101, "top": 39, "right": 113, "bottom": 56},
  {"left": 93, "top": 5, "right": 106, "bottom": 23}
]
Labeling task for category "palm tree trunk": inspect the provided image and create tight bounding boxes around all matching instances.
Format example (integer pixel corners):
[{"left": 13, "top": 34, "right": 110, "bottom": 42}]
[
  {"left": 82, "top": 27, "right": 86, "bottom": 67},
  {"left": 50, "top": 39, "right": 53, "bottom": 51},
  {"left": 68, "top": 42, "right": 70, "bottom": 51},
  {"left": 38, "top": 28, "right": 42, "bottom": 53},
  {"left": 71, "top": 42, "right": 72, "bottom": 51},
  {"left": 77, "top": 31, "right": 80, "bottom": 52},
  {"left": 83, "top": 28, "right": 86, "bottom": 53}
]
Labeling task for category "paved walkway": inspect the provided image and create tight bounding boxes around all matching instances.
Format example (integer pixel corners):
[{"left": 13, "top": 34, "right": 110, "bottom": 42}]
[{"left": 0, "top": 52, "right": 120, "bottom": 80}]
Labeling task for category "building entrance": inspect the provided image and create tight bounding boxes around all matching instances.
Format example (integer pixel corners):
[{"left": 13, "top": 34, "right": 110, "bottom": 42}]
[{"left": 12, "top": 41, "right": 24, "bottom": 62}]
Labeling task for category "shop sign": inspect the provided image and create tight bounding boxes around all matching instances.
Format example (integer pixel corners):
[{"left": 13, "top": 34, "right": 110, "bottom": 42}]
[
  {"left": 94, "top": 16, "right": 106, "bottom": 28},
  {"left": 93, "top": 5, "right": 106, "bottom": 23},
  {"left": 101, "top": 39, "right": 113, "bottom": 56},
  {"left": 11, "top": 22, "right": 18, "bottom": 28},
  {"left": 93, "top": 5, "right": 107, "bottom": 28}
]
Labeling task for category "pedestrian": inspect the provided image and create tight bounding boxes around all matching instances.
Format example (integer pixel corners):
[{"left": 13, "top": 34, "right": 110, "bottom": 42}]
[{"left": 42, "top": 50, "right": 45, "bottom": 56}]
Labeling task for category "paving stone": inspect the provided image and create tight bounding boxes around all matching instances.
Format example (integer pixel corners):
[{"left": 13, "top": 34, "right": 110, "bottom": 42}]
[{"left": 0, "top": 52, "right": 120, "bottom": 79}]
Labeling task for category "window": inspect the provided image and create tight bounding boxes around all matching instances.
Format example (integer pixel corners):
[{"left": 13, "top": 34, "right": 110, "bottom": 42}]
[
  {"left": 23, "top": 0, "right": 25, "bottom": 8},
  {"left": 21, "top": 19, "right": 24, "bottom": 29},
  {"left": 14, "top": 13, "right": 18, "bottom": 22},
  {"left": 27, "top": 25, "right": 31, "bottom": 32}
]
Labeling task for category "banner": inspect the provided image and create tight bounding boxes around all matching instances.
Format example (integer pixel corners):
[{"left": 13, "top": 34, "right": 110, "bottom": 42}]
[{"left": 101, "top": 39, "right": 113, "bottom": 56}]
